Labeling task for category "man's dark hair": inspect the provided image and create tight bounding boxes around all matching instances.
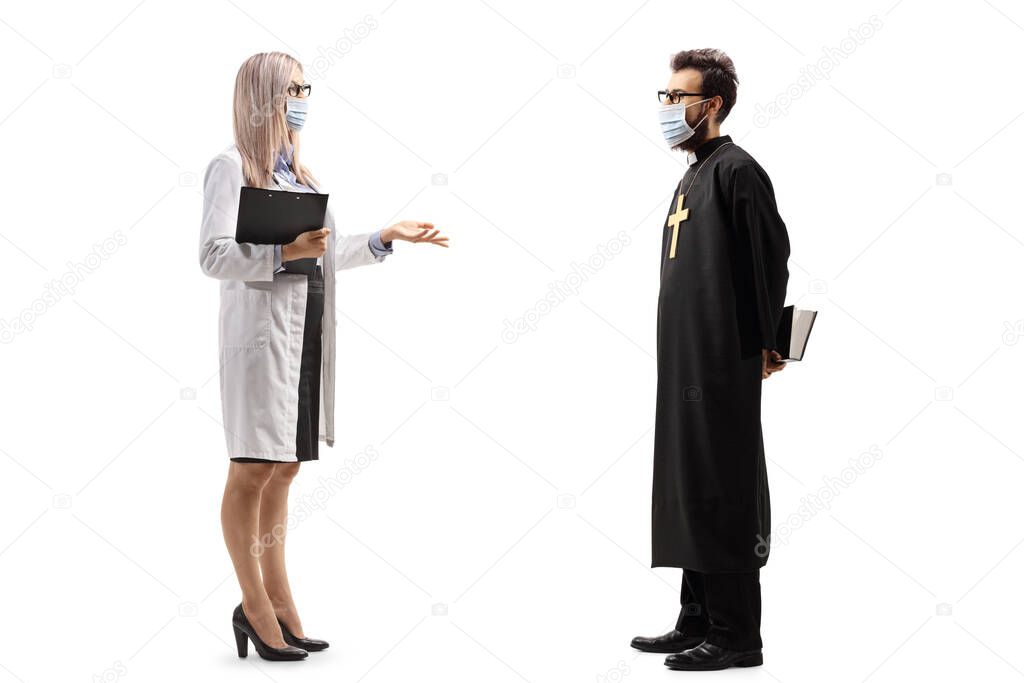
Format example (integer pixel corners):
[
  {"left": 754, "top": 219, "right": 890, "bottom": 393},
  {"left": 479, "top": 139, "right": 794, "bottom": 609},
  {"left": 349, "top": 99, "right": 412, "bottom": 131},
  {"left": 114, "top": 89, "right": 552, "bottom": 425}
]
[{"left": 669, "top": 48, "right": 739, "bottom": 123}]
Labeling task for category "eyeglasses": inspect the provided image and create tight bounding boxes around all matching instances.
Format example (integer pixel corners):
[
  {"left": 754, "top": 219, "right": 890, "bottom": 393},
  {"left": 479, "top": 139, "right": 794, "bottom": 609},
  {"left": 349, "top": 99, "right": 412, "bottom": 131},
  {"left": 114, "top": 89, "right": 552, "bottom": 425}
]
[
  {"left": 658, "top": 90, "right": 704, "bottom": 105},
  {"left": 287, "top": 82, "right": 312, "bottom": 97}
]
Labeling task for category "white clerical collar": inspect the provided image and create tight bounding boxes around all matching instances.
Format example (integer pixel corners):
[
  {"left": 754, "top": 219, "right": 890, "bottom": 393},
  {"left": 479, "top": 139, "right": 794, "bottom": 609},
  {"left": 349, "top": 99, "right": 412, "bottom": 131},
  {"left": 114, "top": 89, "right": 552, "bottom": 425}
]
[{"left": 686, "top": 136, "right": 733, "bottom": 166}]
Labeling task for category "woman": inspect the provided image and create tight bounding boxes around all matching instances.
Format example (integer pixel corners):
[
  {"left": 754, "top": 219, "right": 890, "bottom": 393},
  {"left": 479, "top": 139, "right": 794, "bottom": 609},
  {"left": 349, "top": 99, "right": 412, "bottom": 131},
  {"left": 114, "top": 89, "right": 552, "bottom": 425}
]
[{"left": 199, "top": 52, "right": 448, "bottom": 661}]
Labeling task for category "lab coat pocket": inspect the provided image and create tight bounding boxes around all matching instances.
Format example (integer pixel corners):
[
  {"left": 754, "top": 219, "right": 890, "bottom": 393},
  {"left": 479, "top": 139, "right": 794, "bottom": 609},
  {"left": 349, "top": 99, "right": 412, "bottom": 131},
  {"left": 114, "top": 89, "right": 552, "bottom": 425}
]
[{"left": 220, "top": 289, "right": 271, "bottom": 350}]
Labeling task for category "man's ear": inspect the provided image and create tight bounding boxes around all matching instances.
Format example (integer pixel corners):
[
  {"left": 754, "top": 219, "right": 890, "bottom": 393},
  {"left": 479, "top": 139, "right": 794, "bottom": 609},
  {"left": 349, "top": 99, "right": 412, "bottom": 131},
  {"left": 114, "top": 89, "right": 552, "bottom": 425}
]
[{"left": 707, "top": 95, "right": 723, "bottom": 120}]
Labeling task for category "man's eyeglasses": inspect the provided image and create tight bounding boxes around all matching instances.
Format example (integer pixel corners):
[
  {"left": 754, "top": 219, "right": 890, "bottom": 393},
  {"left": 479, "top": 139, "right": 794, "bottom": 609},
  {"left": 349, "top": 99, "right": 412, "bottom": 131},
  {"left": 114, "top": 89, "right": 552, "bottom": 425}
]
[
  {"left": 288, "top": 82, "right": 312, "bottom": 97},
  {"left": 658, "top": 90, "right": 704, "bottom": 105}
]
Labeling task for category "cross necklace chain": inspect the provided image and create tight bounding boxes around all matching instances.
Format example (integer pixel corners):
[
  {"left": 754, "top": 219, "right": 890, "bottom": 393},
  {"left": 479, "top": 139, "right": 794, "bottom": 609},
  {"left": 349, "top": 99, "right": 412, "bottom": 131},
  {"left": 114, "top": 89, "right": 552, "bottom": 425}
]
[{"left": 665, "top": 141, "right": 733, "bottom": 259}]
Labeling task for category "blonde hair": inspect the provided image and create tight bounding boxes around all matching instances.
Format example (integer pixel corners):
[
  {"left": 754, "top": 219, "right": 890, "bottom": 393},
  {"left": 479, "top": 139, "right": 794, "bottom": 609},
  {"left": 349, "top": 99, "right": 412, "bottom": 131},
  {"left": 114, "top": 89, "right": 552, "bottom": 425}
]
[{"left": 232, "top": 51, "right": 318, "bottom": 189}]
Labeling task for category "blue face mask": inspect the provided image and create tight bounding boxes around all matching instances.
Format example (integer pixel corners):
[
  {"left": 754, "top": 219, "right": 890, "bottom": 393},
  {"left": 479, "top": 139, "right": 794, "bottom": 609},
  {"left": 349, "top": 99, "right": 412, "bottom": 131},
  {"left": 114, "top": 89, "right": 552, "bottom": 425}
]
[
  {"left": 658, "top": 98, "right": 709, "bottom": 148},
  {"left": 285, "top": 97, "right": 308, "bottom": 131}
]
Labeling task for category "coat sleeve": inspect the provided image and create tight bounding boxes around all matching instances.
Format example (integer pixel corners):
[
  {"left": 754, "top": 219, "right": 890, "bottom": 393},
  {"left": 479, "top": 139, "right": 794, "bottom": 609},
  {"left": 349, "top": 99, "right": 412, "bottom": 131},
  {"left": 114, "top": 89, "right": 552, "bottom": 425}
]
[
  {"left": 729, "top": 161, "right": 791, "bottom": 352},
  {"left": 198, "top": 155, "right": 275, "bottom": 281},
  {"left": 316, "top": 193, "right": 387, "bottom": 270},
  {"left": 334, "top": 232, "right": 384, "bottom": 270}
]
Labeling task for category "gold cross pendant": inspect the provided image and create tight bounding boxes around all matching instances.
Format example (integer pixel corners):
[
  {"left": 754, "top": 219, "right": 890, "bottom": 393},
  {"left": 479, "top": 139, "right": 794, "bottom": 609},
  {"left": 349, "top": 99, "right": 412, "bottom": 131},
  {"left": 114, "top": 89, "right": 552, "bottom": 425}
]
[{"left": 665, "top": 192, "right": 690, "bottom": 259}]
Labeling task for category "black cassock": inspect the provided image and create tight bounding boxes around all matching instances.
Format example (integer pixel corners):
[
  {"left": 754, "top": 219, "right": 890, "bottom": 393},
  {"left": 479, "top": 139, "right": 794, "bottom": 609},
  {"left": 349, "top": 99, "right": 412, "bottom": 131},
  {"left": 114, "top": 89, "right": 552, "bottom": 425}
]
[{"left": 652, "top": 135, "right": 790, "bottom": 572}]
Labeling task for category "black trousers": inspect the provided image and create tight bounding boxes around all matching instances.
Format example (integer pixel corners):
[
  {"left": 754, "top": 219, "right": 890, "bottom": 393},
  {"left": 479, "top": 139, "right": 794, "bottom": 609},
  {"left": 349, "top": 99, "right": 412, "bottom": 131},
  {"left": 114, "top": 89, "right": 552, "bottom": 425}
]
[
  {"left": 675, "top": 569, "right": 762, "bottom": 651},
  {"left": 292, "top": 266, "right": 324, "bottom": 461}
]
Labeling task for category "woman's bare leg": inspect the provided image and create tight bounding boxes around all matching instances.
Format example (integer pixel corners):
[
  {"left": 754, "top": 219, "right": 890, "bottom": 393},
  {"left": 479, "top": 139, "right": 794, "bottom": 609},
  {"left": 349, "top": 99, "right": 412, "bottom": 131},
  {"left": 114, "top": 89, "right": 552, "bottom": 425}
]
[
  {"left": 257, "top": 462, "right": 306, "bottom": 638},
  {"left": 221, "top": 461, "right": 287, "bottom": 648}
]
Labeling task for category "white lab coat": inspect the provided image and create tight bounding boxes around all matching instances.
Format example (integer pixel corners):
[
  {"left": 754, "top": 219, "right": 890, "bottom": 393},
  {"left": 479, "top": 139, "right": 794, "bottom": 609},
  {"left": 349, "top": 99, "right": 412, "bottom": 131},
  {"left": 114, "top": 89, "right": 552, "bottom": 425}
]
[{"left": 199, "top": 145, "right": 382, "bottom": 461}]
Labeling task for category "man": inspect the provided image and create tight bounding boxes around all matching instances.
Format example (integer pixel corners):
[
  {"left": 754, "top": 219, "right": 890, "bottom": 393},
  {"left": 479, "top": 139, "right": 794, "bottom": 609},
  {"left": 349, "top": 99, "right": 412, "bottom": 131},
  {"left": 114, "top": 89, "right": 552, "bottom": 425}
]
[{"left": 630, "top": 48, "right": 790, "bottom": 671}]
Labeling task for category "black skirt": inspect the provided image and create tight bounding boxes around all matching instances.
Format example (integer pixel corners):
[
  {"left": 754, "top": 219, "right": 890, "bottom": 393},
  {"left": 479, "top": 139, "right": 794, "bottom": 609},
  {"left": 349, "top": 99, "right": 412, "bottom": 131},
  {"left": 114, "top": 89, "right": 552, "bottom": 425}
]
[{"left": 232, "top": 265, "right": 324, "bottom": 464}]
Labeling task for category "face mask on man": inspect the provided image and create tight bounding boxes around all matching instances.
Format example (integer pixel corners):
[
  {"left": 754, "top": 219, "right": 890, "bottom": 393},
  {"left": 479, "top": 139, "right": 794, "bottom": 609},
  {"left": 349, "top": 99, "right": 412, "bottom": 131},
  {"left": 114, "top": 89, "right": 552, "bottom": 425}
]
[
  {"left": 658, "top": 98, "right": 710, "bottom": 148},
  {"left": 285, "top": 97, "right": 309, "bottom": 131}
]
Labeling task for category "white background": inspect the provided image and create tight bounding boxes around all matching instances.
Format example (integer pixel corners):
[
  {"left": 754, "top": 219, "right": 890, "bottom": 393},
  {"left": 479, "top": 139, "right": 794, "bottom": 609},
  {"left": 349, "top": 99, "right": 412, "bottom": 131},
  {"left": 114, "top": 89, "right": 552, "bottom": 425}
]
[{"left": 1, "top": 0, "right": 1022, "bottom": 681}]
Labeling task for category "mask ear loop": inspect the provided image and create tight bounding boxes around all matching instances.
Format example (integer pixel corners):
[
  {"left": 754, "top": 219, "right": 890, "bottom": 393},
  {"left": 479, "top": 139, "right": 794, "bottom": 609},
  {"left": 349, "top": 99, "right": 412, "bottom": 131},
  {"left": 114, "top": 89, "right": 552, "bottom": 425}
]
[{"left": 691, "top": 98, "right": 712, "bottom": 131}]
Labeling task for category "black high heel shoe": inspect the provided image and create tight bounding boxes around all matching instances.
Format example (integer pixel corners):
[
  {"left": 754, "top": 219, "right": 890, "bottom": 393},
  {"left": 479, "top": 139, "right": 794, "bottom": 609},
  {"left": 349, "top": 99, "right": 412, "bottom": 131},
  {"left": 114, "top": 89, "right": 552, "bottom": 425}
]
[
  {"left": 232, "top": 603, "right": 308, "bottom": 661},
  {"left": 278, "top": 617, "right": 330, "bottom": 652}
]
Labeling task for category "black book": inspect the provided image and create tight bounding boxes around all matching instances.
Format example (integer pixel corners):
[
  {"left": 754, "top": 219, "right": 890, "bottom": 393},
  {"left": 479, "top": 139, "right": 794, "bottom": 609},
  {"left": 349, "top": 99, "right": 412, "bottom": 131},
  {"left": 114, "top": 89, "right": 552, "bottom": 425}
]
[
  {"left": 235, "top": 186, "right": 329, "bottom": 276},
  {"left": 775, "top": 305, "right": 817, "bottom": 361}
]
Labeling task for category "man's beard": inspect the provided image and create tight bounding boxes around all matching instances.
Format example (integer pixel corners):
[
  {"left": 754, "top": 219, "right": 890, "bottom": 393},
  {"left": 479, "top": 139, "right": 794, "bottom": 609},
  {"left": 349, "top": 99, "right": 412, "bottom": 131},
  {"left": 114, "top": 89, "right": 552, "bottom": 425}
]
[{"left": 671, "top": 114, "right": 711, "bottom": 153}]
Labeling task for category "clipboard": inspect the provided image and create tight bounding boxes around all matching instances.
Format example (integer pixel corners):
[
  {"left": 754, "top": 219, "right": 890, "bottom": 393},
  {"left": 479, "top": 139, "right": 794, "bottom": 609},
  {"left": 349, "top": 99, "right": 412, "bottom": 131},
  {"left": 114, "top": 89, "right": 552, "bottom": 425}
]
[{"left": 235, "top": 186, "right": 329, "bottom": 275}]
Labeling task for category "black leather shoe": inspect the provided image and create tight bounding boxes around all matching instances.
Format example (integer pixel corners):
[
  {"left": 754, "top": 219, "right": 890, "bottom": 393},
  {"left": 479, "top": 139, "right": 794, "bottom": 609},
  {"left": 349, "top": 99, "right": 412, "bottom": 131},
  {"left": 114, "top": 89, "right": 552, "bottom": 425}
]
[
  {"left": 232, "top": 603, "right": 308, "bottom": 661},
  {"left": 278, "top": 618, "right": 329, "bottom": 652},
  {"left": 630, "top": 629, "right": 706, "bottom": 653},
  {"left": 664, "top": 642, "right": 762, "bottom": 671}
]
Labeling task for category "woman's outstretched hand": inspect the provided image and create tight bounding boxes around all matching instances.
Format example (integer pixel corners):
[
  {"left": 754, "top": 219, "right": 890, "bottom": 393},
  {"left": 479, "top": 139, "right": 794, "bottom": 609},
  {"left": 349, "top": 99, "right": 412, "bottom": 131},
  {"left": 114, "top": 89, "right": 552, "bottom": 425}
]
[{"left": 381, "top": 221, "right": 449, "bottom": 248}]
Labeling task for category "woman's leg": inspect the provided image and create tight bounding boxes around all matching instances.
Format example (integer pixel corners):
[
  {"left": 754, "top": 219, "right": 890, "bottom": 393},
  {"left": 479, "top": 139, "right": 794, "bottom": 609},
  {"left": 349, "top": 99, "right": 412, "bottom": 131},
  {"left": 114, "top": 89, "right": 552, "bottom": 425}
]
[
  {"left": 257, "top": 462, "right": 307, "bottom": 637},
  {"left": 221, "top": 461, "right": 287, "bottom": 648}
]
